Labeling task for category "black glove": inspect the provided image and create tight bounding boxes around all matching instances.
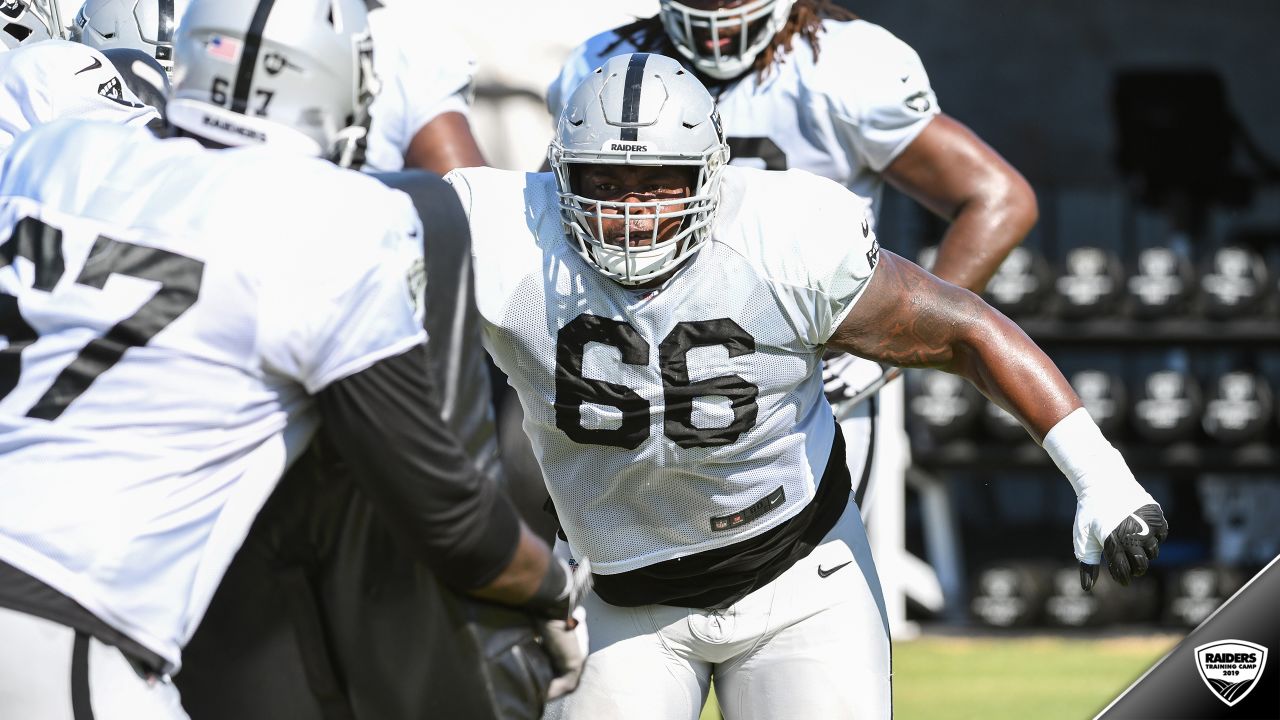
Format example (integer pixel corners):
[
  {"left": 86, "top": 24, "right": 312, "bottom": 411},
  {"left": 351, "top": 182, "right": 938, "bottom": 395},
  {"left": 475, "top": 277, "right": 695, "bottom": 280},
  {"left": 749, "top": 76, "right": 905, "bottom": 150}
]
[{"left": 1079, "top": 503, "right": 1168, "bottom": 591}]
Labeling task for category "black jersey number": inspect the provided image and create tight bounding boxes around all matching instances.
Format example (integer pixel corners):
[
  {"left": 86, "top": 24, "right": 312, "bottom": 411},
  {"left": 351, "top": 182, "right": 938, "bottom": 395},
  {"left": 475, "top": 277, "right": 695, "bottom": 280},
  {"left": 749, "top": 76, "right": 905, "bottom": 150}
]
[
  {"left": 0, "top": 217, "right": 206, "bottom": 420},
  {"left": 727, "top": 136, "right": 788, "bottom": 171},
  {"left": 554, "top": 314, "right": 758, "bottom": 450}
]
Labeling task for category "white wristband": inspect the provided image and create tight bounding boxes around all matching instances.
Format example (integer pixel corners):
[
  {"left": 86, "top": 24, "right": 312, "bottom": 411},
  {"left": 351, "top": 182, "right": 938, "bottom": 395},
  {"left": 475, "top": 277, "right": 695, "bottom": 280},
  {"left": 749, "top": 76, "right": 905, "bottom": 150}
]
[{"left": 1041, "top": 407, "right": 1129, "bottom": 497}]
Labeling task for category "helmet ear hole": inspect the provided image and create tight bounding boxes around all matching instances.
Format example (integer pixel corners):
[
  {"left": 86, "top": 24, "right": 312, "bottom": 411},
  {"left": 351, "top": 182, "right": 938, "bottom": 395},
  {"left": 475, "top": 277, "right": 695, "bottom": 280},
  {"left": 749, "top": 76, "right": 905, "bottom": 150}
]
[{"left": 4, "top": 22, "right": 32, "bottom": 41}]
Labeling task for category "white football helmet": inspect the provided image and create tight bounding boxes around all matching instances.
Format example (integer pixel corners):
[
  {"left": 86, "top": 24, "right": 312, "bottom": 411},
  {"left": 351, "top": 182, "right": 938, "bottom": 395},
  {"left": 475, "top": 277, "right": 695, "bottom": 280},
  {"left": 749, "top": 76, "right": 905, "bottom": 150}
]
[
  {"left": 549, "top": 53, "right": 729, "bottom": 286},
  {"left": 659, "top": 0, "right": 796, "bottom": 80},
  {"left": 1, "top": 0, "right": 64, "bottom": 48},
  {"left": 71, "top": 0, "right": 190, "bottom": 75},
  {"left": 168, "top": 0, "right": 378, "bottom": 166}
]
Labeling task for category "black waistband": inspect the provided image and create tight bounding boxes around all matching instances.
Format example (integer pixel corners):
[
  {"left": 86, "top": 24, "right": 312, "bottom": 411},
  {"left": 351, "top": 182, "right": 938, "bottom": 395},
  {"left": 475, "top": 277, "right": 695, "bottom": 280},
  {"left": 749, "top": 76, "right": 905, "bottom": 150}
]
[
  {"left": 590, "top": 417, "right": 856, "bottom": 609},
  {"left": 0, "top": 559, "right": 169, "bottom": 673}
]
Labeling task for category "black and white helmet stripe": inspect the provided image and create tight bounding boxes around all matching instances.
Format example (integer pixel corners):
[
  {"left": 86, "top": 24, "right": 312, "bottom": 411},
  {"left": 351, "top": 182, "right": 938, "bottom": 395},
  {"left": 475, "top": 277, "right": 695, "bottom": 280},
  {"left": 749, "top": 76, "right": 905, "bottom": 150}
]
[
  {"left": 229, "top": 0, "right": 275, "bottom": 115},
  {"left": 618, "top": 52, "right": 648, "bottom": 142},
  {"left": 168, "top": 0, "right": 376, "bottom": 166},
  {"left": 155, "top": 0, "right": 173, "bottom": 63}
]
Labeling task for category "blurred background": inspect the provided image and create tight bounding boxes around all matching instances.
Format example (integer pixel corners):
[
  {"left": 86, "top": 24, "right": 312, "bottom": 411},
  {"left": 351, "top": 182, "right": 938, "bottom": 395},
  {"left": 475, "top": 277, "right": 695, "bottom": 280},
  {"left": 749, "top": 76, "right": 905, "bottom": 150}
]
[{"left": 434, "top": 1, "right": 1280, "bottom": 717}]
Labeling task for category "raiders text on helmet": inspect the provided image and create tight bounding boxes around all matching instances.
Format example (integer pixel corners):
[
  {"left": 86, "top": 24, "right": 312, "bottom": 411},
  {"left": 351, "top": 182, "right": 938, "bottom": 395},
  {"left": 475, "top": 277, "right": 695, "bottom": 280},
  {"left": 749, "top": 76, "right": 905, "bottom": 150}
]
[
  {"left": 168, "top": 0, "right": 378, "bottom": 166},
  {"left": 549, "top": 52, "right": 730, "bottom": 285},
  {"left": 658, "top": 0, "right": 796, "bottom": 80}
]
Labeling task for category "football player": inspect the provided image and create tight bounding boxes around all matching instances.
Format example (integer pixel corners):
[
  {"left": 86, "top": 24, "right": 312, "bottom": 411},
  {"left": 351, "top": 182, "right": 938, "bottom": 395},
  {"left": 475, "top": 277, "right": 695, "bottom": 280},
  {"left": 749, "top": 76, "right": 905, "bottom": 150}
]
[
  {"left": 0, "top": 1, "right": 582, "bottom": 718},
  {"left": 546, "top": 0, "right": 1039, "bottom": 515},
  {"left": 0, "top": 37, "right": 159, "bottom": 153},
  {"left": 362, "top": 1, "right": 486, "bottom": 173},
  {"left": 70, "top": 0, "right": 188, "bottom": 74},
  {"left": 70, "top": 0, "right": 183, "bottom": 110},
  {"left": 447, "top": 53, "right": 1166, "bottom": 720},
  {"left": 1, "top": 0, "right": 67, "bottom": 49}
]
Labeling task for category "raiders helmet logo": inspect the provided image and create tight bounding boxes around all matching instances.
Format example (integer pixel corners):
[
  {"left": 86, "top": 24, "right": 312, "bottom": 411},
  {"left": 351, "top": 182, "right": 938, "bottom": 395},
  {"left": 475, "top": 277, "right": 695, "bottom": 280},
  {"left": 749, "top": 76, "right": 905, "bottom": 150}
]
[{"left": 96, "top": 77, "right": 145, "bottom": 109}]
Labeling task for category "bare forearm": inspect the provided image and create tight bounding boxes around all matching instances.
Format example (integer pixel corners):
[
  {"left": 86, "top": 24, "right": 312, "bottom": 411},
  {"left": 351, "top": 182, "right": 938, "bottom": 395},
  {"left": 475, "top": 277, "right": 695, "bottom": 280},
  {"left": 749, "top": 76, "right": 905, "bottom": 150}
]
[
  {"left": 948, "top": 309, "right": 1081, "bottom": 441},
  {"left": 470, "top": 522, "right": 553, "bottom": 606},
  {"left": 883, "top": 115, "right": 1039, "bottom": 293},
  {"left": 927, "top": 185, "right": 1038, "bottom": 292}
]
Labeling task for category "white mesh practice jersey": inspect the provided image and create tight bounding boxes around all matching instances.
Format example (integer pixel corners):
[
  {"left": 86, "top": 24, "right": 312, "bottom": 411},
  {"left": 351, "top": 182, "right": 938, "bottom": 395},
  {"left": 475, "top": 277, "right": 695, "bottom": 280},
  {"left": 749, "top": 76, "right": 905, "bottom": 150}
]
[
  {"left": 0, "top": 39, "right": 158, "bottom": 154},
  {"left": 0, "top": 120, "right": 425, "bottom": 669},
  {"left": 449, "top": 165, "right": 879, "bottom": 574},
  {"left": 547, "top": 18, "right": 939, "bottom": 221},
  {"left": 363, "top": 3, "right": 476, "bottom": 173}
]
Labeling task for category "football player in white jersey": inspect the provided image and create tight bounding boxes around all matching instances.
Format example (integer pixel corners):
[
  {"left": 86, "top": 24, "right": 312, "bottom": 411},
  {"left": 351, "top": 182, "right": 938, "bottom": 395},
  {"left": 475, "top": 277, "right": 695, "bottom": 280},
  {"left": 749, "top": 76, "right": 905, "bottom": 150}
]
[
  {"left": 71, "top": 0, "right": 187, "bottom": 114},
  {"left": 1, "top": 0, "right": 67, "bottom": 49},
  {"left": 448, "top": 53, "right": 1166, "bottom": 720},
  {"left": 71, "top": 0, "right": 187, "bottom": 74},
  {"left": 547, "top": 0, "right": 1039, "bottom": 515},
  {"left": 0, "top": 37, "right": 158, "bottom": 154},
  {"left": 362, "top": 1, "right": 486, "bottom": 173},
  {"left": 0, "top": 0, "right": 582, "bottom": 717}
]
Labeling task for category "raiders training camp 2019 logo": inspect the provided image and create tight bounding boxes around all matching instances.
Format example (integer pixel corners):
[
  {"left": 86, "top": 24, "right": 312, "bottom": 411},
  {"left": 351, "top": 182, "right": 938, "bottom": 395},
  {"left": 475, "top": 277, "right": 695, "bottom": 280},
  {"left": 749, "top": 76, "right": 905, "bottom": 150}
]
[{"left": 1195, "top": 639, "right": 1268, "bottom": 707}]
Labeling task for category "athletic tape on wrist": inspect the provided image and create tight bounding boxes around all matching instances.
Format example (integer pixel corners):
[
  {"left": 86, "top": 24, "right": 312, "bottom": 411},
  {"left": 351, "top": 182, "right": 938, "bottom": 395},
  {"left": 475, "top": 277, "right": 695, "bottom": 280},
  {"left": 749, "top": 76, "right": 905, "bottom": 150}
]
[{"left": 1041, "top": 407, "right": 1131, "bottom": 497}]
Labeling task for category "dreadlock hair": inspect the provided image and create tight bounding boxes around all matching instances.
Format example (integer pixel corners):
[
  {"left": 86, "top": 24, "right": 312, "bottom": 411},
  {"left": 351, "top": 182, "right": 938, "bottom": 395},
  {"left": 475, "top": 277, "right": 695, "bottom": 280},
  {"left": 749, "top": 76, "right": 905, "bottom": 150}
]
[{"left": 603, "top": 1, "right": 858, "bottom": 83}]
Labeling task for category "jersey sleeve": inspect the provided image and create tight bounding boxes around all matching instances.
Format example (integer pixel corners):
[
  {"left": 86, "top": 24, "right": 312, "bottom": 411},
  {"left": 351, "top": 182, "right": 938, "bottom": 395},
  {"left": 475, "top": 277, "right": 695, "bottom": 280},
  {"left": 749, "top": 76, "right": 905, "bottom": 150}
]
[
  {"left": 756, "top": 170, "right": 880, "bottom": 347},
  {"left": 819, "top": 23, "right": 940, "bottom": 173},
  {"left": 261, "top": 175, "right": 427, "bottom": 394},
  {"left": 363, "top": 8, "right": 476, "bottom": 171},
  {"left": 393, "top": 19, "right": 478, "bottom": 134}
]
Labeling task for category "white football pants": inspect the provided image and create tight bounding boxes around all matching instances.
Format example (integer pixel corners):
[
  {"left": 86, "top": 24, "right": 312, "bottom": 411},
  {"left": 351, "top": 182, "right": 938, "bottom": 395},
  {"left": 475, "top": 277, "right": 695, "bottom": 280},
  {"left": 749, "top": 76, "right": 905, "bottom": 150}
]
[
  {"left": 0, "top": 607, "right": 188, "bottom": 720},
  {"left": 545, "top": 494, "right": 891, "bottom": 720}
]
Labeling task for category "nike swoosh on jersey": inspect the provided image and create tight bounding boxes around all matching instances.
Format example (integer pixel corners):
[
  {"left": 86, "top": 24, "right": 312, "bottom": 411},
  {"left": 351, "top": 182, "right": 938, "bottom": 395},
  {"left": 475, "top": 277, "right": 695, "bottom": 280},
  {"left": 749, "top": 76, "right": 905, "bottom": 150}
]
[
  {"left": 817, "top": 561, "right": 852, "bottom": 578},
  {"left": 75, "top": 57, "right": 104, "bottom": 75}
]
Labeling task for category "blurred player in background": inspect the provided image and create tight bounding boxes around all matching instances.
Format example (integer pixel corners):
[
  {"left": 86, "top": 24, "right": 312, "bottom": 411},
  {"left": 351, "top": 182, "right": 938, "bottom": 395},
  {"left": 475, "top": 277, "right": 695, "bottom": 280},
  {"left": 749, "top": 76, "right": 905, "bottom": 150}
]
[
  {"left": 451, "top": 52, "right": 1165, "bottom": 720},
  {"left": 0, "top": 0, "right": 581, "bottom": 717},
  {"left": 361, "top": 0, "right": 487, "bottom": 173},
  {"left": 547, "top": 0, "right": 1038, "bottom": 518},
  {"left": 71, "top": 0, "right": 187, "bottom": 73},
  {"left": 1, "top": 0, "right": 67, "bottom": 49},
  {"left": 69, "top": 0, "right": 184, "bottom": 109}
]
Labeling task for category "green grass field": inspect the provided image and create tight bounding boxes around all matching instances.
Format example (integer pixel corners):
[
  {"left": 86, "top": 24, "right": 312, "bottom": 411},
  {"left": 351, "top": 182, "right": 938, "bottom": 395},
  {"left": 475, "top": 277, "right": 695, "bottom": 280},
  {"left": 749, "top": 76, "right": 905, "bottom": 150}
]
[{"left": 700, "top": 633, "right": 1182, "bottom": 720}]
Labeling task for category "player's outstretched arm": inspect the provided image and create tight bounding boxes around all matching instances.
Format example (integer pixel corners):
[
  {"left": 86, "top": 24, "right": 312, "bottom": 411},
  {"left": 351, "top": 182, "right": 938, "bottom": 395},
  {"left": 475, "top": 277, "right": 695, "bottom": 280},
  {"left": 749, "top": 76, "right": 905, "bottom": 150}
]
[
  {"left": 314, "top": 344, "right": 567, "bottom": 610},
  {"left": 827, "top": 251, "right": 1168, "bottom": 590},
  {"left": 317, "top": 346, "right": 591, "bottom": 697},
  {"left": 883, "top": 115, "right": 1039, "bottom": 293},
  {"left": 829, "top": 249, "right": 1073, "bottom": 440}
]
